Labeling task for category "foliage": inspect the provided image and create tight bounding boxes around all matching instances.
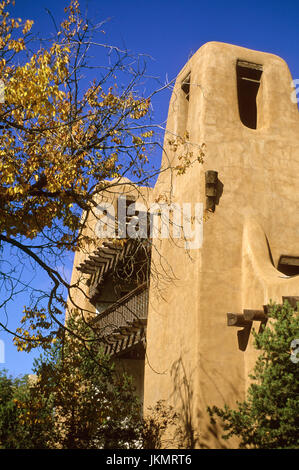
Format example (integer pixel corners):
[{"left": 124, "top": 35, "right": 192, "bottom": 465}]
[
  {"left": 0, "top": 2, "right": 204, "bottom": 448},
  {"left": 142, "top": 400, "right": 180, "bottom": 449},
  {"left": 0, "top": 369, "right": 53, "bottom": 448},
  {"left": 208, "top": 301, "right": 299, "bottom": 449},
  {"left": 0, "top": 0, "right": 204, "bottom": 349},
  {"left": 0, "top": 314, "right": 183, "bottom": 449},
  {"left": 0, "top": 0, "right": 152, "bottom": 242},
  {"left": 23, "top": 314, "right": 143, "bottom": 449},
  {"left": 0, "top": 0, "right": 156, "bottom": 347}
]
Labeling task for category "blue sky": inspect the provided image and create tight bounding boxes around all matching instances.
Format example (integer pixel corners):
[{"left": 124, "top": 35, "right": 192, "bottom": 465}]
[{"left": 1, "top": 0, "right": 299, "bottom": 377}]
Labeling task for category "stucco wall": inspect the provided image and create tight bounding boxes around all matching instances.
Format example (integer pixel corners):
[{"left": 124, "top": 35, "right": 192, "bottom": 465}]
[
  {"left": 69, "top": 42, "right": 299, "bottom": 449},
  {"left": 144, "top": 42, "right": 299, "bottom": 448}
]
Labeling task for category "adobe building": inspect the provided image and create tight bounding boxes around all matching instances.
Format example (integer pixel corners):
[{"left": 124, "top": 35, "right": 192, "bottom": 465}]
[{"left": 69, "top": 42, "right": 299, "bottom": 448}]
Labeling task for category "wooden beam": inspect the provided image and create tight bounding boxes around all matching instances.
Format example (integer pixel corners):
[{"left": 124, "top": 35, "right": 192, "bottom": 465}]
[
  {"left": 77, "top": 266, "right": 95, "bottom": 274},
  {"left": 279, "top": 256, "right": 299, "bottom": 266},
  {"left": 111, "top": 333, "right": 127, "bottom": 340},
  {"left": 282, "top": 296, "right": 299, "bottom": 309},
  {"left": 102, "top": 242, "right": 122, "bottom": 252},
  {"left": 89, "top": 257, "right": 105, "bottom": 267},
  {"left": 117, "top": 327, "right": 132, "bottom": 336},
  {"left": 237, "top": 60, "right": 263, "bottom": 71},
  {"left": 243, "top": 309, "right": 267, "bottom": 321},
  {"left": 131, "top": 318, "right": 147, "bottom": 328},
  {"left": 227, "top": 313, "right": 252, "bottom": 327},
  {"left": 126, "top": 322, "right": 141, "bottom": 332}
]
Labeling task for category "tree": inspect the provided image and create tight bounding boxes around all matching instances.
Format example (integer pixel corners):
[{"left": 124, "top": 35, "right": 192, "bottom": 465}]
[
  {"left": 0, "top": 0, "right": 202, "bottom": 350},
  {"left": 28, "top": 314, "right": 145, "bottom": 449},
  {"left": 0, "top": 369, "right": 54, "bottom": 448},
  {"left": 0, "top": 370, "right": 26, "bottom": 448},
  {"left": 0, "top": 1, "right": 202, "bottom": 447},
  {"left": 208, "top": 301, "right": 299, "bottom": 449},
  {"left": 0, "top": 313, "right": 180, "bottom": 449},
  {"left": 0, "top": 315, "right": 143, "bottom": 449},
  {"left": 0, "top": 0, "right": 156, "bottom": 348}
]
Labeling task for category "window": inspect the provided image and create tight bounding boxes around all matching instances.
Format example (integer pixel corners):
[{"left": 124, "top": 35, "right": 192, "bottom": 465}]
[
  {"left": 181, "top": 73, "right": 190, "bottom": 102},
  {"left": 176, "top": 73, "right": 191, "bottom": 137},
  {"left": 236, "top": 60, "right": 263, "bottom": 129},
  {"left": 117, "top": 195, "right": 136, "bottom": 238},
  {"left": 277, "top": 255, "right": 299, "bottom": 276}
]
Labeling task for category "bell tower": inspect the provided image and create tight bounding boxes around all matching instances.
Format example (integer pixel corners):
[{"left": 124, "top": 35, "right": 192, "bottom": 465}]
[{"left": 144, "top": 41, "right": 299, "bottom": 448}]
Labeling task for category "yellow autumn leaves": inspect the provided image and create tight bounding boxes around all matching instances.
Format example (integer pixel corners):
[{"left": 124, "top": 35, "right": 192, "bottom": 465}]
[
  {"left": 14, "top": 307, "right": 55, "bottom": 352},
  {"left": 0, "top": 0, "right": 153, "bottom": 243}
]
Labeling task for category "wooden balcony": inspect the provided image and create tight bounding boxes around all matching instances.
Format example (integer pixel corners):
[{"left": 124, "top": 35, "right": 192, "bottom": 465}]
[
  {"left": 93, "top": 283, "right": 149, "bottom": 358},
  {"left": 77, "top": 239, "right": 151, "bottom": 305}
]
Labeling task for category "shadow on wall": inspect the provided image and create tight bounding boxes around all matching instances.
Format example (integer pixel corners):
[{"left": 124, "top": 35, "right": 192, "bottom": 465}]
[
  {"left": 199, "top": 355, "right": 243, "bottom": 448},
  {"left": 170, "top": 358, "right": 199, "bottom": 448},
  {"left": 169, "top": 357, "right": 243, "bottom": 449}
]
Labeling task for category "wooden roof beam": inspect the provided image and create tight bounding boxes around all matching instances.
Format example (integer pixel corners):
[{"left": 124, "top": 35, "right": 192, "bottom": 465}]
[{"left": 227, "top": 313, "right": 252, "bottom": 327}]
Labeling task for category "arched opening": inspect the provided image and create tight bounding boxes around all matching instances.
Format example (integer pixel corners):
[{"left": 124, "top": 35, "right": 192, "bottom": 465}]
[
  {"left": 177, "top": 73, "right": 190, "bottom": 137},
  {"left": 236, "top": 60, "right": 263, "bottom": 129},
  {"left": 277, "top": 255, "right": 299, "bottom": 276}
]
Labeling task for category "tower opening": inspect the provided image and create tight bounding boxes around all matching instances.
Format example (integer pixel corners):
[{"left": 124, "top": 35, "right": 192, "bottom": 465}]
[
  {"left": 176, "top": 73, "right": 191, "bottom": 137},
  {"left": 277, "top": 255, "right": 299, "bottom": 276},
  {"left": 181, "top": 73, "right": 190, "bottom": 101},
  {"left": 236, "top": 60, "right": 263, "bottom": 129}
]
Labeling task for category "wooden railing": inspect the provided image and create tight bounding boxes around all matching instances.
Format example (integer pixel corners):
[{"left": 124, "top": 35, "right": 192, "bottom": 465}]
[{"left": 93, "top": 283, "right": 149, "bottom": 338}]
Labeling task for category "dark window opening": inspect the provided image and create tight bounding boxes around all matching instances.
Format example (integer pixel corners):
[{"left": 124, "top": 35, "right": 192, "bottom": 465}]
[
  {"left": 124, "top": 196, "right": 136, "bottom": 224},
  {"left": 181, "top": 73, "right": 190, "bottom": 101},
  {"left": 117, "top": 196, "right": 136, "bottom": 237},
  {"left": 177, "top": 73, "right": 191, "bottom": 138},
  {"left": 277, "top": 255, "right": 299, "bottom": 276},
  {"left": 236, "top": 60, "right": 263, "bottom": 129}
]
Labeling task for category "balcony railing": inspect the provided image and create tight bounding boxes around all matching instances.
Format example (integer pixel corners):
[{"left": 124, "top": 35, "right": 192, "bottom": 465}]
[{"left": 93, "top": 283, "right": 149, "bottom": 355}]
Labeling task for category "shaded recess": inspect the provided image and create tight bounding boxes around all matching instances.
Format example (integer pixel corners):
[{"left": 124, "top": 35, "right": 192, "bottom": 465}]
[
  {"left": 181, "top": 73, "right": 190, "bottom": 101},
  {"left": 277, "top": 255, "right": 299, "bottom": 276},
  {"left": 236, "top": 60, "right": 263, "bottom": 129},
  {"left": 178, "top": 73, "right": 191, "bottom": 136},
  {"left": 77, "top": 239, "right": 151, "bottom": 359}
]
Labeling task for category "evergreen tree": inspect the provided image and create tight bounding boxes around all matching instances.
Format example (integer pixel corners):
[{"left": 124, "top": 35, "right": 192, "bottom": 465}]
[{"left": 208, "top": 301, "right": 299, "bottom": 448}]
